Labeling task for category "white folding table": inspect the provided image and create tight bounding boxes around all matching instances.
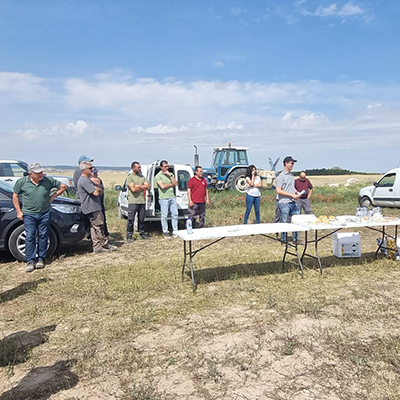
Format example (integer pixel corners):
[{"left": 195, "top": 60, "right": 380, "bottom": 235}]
[
  {"left": 292, "top": 215, "right": 400, "bottom": 273},
  {"left": 175, "top": 223, "right": 310, "bottom": 292}
]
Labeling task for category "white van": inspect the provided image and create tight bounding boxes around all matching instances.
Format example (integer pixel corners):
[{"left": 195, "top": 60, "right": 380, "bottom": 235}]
[
  {"left": 358, "top": 167, "right": 400, "bottom": 208},
  {"left": 115, "top": 161, "right": 193, "bottom": 223}
]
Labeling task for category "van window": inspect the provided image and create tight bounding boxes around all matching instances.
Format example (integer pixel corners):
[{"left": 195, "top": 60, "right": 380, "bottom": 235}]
[
  {"left": 177, "top": 170, "right": 190, "bottom": 191},
  {"left": 378, "top": 174, "right": 395, "bottom": 188}
]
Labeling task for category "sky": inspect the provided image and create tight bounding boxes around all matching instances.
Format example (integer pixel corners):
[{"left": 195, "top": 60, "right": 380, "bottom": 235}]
[{"left": 1, "top": 0, "right": 400, "bottom": 173}]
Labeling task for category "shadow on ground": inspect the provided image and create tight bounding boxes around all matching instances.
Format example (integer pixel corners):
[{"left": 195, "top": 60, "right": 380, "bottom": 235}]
[
  {"left": 0, "top": 325, "right": 56, "bottom": 367},
  {"left": 0, "top": 278, "right": 50, "bottom": 304},
  {"left": 188, "top": 251, "right": 384, "bottom": 287},
  {"left": 0, "top": 359, "right": 78, "bottom": 400}
]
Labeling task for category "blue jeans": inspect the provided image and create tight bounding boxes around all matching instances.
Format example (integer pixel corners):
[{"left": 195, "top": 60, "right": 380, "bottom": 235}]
[
  {"left": 244, "top": 195, "right": 260, "bottom": 224},
  {"left": 159, "top": 198, "right": 178, "bottom": 233},
  {"left": 23, "top": 210, "right": 51, "bottom": 263},
  {"left": 278, "top": 201, "right": 300, "bottom": 242}
]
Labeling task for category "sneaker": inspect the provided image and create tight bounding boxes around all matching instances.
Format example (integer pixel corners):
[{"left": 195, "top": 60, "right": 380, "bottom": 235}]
[
  {"left": 140, "top": 234, "right": 150, "bottom": 240},
  {"left": 35, "top": 259, "right": 45, "bottom": 269},
  {"left": 126, "top": 237, "right": 134, "bottom": 243},
  {"left": 93, "top": 248, "right": 110, "bottom": 254},
  {"left": 26, "top": 261, "right": 35, "bottom": 272},
  {"left": 172, "top": 232, "right": 178, "bottom": 238},
  {"left": 106, "top": 245, "right": 118, "bottom": 251},
  {"left": 163, "top": 232, "right": 172, "bottom": 239}
]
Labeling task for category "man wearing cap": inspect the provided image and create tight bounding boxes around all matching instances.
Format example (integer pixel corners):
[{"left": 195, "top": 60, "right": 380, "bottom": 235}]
[
  {"left": 276, "top": 156, "right": 301, "bottom": 244},
  {"left": 13, "top": 163, "right": 68, "bottom": 272},
  {"left": 155, "top": 160, "right": 178, "bottom": 238},
  {"left": 74, "top": 155, "right": 94, "bottom": 189},
  {"left": 77, "top": 161, "right": 117, "bottom": 253}
]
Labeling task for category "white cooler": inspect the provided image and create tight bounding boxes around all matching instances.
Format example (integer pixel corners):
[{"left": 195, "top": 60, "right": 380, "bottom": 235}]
[{"left": 332, "top": 232, "right": 361, "bottom": 258}]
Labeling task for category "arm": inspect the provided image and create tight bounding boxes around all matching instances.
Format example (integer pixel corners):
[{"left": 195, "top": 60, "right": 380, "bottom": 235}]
[
  {"left": 50, "top": 183, "right": 68, "bottom": 203},
  {"left": 91, "top": 187, "right": 102, "bottom": 197},
  {"left": 12, "top": 193, "right": 23, "bottom": 220},
  {"left": 254, "top": 176, "right": 262, "bottom": 188},
  {"left": 308, "top": 188, "right": 313, "bottom": 199},
  {"left": 276, "top": 186, "right": 299, "bottom": 200},
  {"left": 205, "top": 188, "right": 210, "bottom": 206},
  {"left": 128, "top": 182, "right": 142, "bottom": 193},
  {"left": 157, "top": 174, "right": 177, "bottom": 190},
  {"left": 187, "top": 188, "right": 193, "bottom": 207}
]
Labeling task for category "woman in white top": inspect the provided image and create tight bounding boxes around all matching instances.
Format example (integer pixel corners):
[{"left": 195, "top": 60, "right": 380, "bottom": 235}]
[{"left": 244, "top": 165, "right": 262, "bottom": 224}]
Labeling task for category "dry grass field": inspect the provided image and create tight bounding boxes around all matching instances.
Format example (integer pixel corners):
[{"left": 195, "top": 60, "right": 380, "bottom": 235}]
[{"left": 1, "top": 173, "right": 400, "bottom": 400}]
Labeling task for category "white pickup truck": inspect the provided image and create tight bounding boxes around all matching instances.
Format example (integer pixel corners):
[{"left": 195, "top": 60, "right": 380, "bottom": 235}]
[
  {"left": 115, "top": 161, "right": 194, "bottom": 224},
  {"left": 358, "top": 167, "right": 400, "bottom": 208},
  {"left": 0, "top": 159, "right": 74, "bottom": 189}
]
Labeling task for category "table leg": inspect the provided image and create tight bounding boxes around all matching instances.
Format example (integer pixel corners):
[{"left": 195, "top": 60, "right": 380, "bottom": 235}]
[
  {"left": 182, "top": 241, "right": 187, "bottom": 281},
  {"left": 314, "top": 230, "right": 323, "bottom": 274},
  {"left": 188, "top": 241, "right": 197, "bottom": 292}
]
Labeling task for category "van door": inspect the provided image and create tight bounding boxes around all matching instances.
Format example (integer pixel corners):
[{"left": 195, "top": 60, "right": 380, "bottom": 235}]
[
  {"left": 146, "top": 162, "right": 157, "bottom": 217},
  {"left": 372, "top": 173, "right": 397, "bottom": 206},
  {"left": 175, "top": 166, "right": 191, "bottom": 217}
]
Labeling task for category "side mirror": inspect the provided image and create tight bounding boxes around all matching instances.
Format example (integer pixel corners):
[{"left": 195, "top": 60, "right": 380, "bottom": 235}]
[
  {"left": 114, "top": 185, "right": 122, "bottom": 191},
  {"left": 23, "top": 171, "right": 29, "bottom": 176},
  {"left": 373, "top": 182, "right": 378, "bottom": 187}
]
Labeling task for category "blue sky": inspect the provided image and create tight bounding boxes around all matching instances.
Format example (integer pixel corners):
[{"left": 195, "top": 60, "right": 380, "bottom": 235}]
[{"left": 1, "top": 0, "right": 400, "bottom": 172}]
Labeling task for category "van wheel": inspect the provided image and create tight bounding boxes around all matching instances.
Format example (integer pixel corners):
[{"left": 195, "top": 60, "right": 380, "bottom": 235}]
[
  {"left": 8, "top": 225, "right": 58, "bottom": 262},
  {"left": 359, "top": 196, "right": 372, "bottom": 208}
]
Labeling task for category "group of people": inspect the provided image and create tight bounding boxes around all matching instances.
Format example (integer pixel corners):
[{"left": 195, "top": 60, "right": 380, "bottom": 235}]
[
  {"left": 125, "top": 160, "right": 209, "bottom": 241},
  {"left": 244, "top": 156, "right": 313, "bottom": 244},
  {"left": 13, "top": 154, "right": 310, "bottom": 272}
]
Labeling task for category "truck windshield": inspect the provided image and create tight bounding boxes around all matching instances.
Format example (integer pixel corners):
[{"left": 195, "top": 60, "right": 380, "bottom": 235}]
[{"left": 211, "top": 151, "right": 220, "bottom": 167}]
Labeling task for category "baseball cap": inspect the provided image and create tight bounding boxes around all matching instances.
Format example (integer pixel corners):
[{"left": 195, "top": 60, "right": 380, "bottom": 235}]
[
  {"left": 28, "top": 162, "right": 44, "bottom": 173},
  {"left": 78, "top": 155, "right": 94, "bottom": 163},
  {"left": 283, "top": 156, "right": 297, "bottom": 165}
]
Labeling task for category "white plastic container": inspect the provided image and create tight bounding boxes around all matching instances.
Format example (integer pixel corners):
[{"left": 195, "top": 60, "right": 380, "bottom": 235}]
[{"left": 332, "top": 232, "right": 361, "bottom": 258}]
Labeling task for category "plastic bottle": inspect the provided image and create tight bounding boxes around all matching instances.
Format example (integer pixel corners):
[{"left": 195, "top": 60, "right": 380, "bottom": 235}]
[
  {"left": 356, "top": 207, "right": 362, "bottom": 224},
  {"left": 368, "top": 209, "right": 373, "bottom": 224},
  {"left": 186, "top": 217, "right": 193, "bottom": 234}
]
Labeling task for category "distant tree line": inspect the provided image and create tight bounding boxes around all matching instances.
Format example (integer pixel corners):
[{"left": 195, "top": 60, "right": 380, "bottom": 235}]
[{"left": 292, "top": 168, "right": 371, "bottom": 176}]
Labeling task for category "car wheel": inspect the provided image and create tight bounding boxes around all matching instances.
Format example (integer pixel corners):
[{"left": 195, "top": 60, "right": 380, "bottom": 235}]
[
  {"left": 359, "top": 196, "right": 373, "bottom": 208},
  {"left": 8, "top": 225, "right": 58, "bottom": 262}
]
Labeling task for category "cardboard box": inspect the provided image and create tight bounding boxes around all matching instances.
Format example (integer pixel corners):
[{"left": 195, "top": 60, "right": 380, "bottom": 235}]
[{"left": 332, "top": 232, "right": 361, "bottom": 258}]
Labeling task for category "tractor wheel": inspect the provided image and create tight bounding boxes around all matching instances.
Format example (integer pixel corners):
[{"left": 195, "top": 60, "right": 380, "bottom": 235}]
[{"left": 226, "top": 169, "right": 247, "bottom": 192}]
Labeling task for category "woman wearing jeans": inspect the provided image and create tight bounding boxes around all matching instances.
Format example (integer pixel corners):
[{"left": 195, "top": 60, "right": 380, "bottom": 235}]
[{"left": 244, "top": 165, "right": 262, "bottom": 224}]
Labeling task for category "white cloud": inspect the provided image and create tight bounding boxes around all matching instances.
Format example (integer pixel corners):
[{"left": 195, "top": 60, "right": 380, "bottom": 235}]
[
  {"left": 130, "top": 121, "right": 243, "bottom": 135},
  {"left": 230, "top": 7, "right": 247, "bottom": 16},
  {"left": 300, "top": 2, "right": 369, "bottom": 20},
  {"left": 0, "top": 72, "right": 50, "bottom": 103},
  {"left": 2, "top": 70, "right": 400, "bottom": 170},
  {"left": 212, "top": 61, "right": 225, "bottom": 68},
  {"left": 15, "top": 120, "right": 91, "bottom": 139}
]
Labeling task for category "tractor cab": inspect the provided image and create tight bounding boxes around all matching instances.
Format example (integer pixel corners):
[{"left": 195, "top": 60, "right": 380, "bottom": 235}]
[{"left": 212, "top": 146, "right": 249, "bottom": 182}]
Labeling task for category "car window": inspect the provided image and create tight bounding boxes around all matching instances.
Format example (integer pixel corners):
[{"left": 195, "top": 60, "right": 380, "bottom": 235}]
[
  {"left": 177, "top": 170, "right": 190, "bottom": 191},
  {"left": 0, "top": 163, "right": 26, "bottom": 177},
  {"left": 0, "top": 180, "right": 14, "bottom": 193},
  {"left": 378, "top": 174, "right": 396, "bottom": 188}
]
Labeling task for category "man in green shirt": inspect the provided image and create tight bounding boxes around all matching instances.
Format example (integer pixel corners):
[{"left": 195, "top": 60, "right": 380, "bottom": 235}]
[
  {"left": 155, "top": 160, "right": 178, "bottom": 238},
  {"left": 126, "top": 161, "right": 150, "bottom": 242},
  {"left": 13, "top": 162, "right": 67, "bottom": 272}
]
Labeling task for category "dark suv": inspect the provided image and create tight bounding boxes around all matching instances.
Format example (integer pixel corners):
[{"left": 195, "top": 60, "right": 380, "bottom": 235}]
[{"left": 0, "top": 181, "right": 88, "bottom": 261}]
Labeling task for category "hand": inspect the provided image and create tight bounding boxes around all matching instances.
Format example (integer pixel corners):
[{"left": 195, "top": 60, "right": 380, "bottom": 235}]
[
  {"left": 17, "top": 211, "right": 23, "bottom": 220},
  {"left": 293, "top": 194, "right": 299, "bottom": 200},
  {"left": 189, "top": 200, "right": 194, "bottom": 208}
]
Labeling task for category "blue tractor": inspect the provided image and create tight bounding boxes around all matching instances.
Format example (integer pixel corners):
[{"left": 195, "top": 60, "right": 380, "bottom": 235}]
[{"left": 194, "top": 143, "right": 275, "bottom": 192}]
